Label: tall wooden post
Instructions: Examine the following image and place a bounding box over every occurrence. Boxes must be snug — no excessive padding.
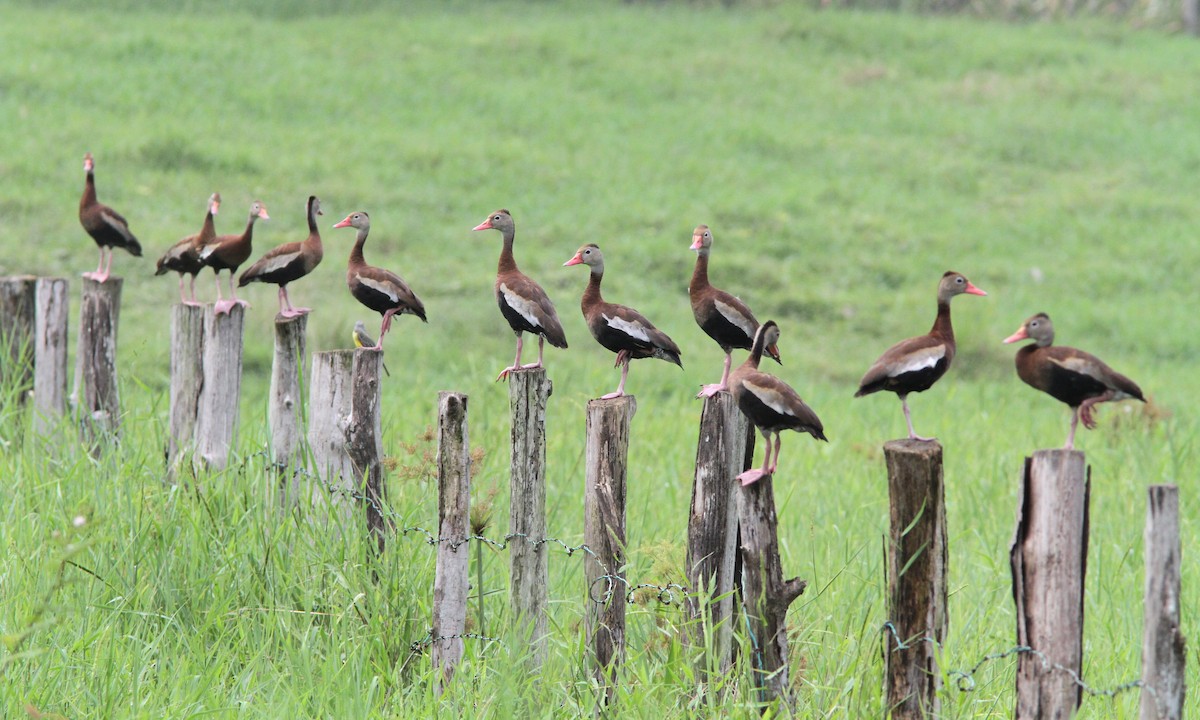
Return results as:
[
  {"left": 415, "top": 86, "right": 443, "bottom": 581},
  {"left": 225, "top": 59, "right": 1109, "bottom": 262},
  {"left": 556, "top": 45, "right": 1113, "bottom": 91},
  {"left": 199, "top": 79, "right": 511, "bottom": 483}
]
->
[
  {"left": 883, "top": 439, "right": 948, "bottom": 719},
  {"left": 584, "top": 395, "right": 636, "bottom": 706},
  {"left": 686, "top": 392, "right": 749, "bottom": 672},
  {"left": 270, "top": 314, "right": 307, "bottom": 479},
  {"left": 167, "top": 304, "right": 205, "bottom": 478},
  {"left": 432, "top": 391, "right": 471, "bottom": 695},
  {"left": 193, "top": 305, "right": 244, "bottom": 472},
  {"left": 73, "top": 277, "right": 122, "bottom": 449},
  {"left": 348, "top": 348, "right": 387, "bottom": 550},
  {"left": 1141, "top": 485, "right": 1186, "bottom": 720},
  {"left": 0, "top": 276, "right": 36, "bottom": 407},
  {"left": 507, "top": 368, "right": 552, "bottom": 667},
  {"left": 1011, "top": 449, "right": 1090, "bottom": 720},
  {"left": 33, "top": 278, "right": 69, "bottom": 433},
  {"left": 737, "top": 472, "right": 806, "bottom": 709}
]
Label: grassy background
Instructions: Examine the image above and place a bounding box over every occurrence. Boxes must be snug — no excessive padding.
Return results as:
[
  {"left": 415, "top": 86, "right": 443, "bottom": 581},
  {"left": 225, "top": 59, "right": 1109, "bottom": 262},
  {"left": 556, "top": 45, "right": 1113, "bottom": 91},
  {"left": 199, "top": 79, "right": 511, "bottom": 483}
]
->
[{"left": 2, "top": 1, "right": 1198, "bottom": 717}]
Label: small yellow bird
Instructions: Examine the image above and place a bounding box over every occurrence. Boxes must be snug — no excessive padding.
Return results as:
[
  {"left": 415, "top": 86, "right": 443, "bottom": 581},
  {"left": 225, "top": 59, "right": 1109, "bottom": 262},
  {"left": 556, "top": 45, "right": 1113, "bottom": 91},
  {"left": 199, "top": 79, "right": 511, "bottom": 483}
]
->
[{"left": 353, "top": 320, "right": 391, "bottom": 376}]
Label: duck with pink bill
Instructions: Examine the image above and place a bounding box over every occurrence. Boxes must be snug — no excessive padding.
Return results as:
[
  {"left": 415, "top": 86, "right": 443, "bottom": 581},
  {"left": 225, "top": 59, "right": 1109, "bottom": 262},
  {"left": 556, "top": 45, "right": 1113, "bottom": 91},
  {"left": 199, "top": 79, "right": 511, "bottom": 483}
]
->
[
  {"left": 238, "top": 195, "right": 323, "bottom": 318},
  {"left": 333, "top": 211, "right": 426, "bottom": 349},
  {"left": 199, "top": 198, "right": 270, "bottom": 315},
  {"left": 156, "top": 192, "right": 220, "bottom": 306},
  {"left": 79, "top": 152, "right": 142, "bottom": 282}
]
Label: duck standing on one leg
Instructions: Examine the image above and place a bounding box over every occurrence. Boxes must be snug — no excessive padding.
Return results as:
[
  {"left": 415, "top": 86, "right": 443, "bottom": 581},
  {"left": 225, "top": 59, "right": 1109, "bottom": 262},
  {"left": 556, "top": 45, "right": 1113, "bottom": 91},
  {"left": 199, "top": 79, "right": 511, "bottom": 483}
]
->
[
  {"left": 333, "top": 211, "right": 426, "bottom": 349},
  {"left": 155, "top": 192, "right": 220, "bottom": 306},
  {"left": 855, "top": 271, "right": 987, "bottom": 441},
  {"left": 238, "top": 195, "right": 324, "bottom": 318},
  {"left": 79, "top": 152, "right": 142, "bottom": 282},
  {"left": 199, "top": 199, "right": 270, "bottom": 315},
  {"left": 564, "top": 243, "right": 681, "bottom": 399},
  {"left": 729, "top": 320, "right": 826, "bottom": 486},
  {"left": 1003, "top": 312, "right": 1145, "bottom": 449},
  {"left": 473, "top": 209, "right": 568, "bottom": 381},
  {"left": 688, "top": 224, "right": 780, "bottom": 398}
]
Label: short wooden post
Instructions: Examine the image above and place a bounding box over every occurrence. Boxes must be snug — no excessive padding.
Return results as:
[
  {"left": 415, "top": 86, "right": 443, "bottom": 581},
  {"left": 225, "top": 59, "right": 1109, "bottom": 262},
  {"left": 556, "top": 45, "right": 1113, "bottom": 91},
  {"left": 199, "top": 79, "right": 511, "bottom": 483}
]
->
[
  {"left": 1141, "top": 485, "right": 1186, "bottom": 720},
  {"left": 73, "top": 277, "right": 122, "bottom": 448},
  {"left": 307, "top": 351, "right": 356, "bottom": 517},
  {"left": 584, "top": 395, "right": 636, "bottom": 706},
  {"left": 193, "top": 305, "right": 244, "bottom": 472},
  {"left": 507, "top": 368, "right": 552, "bottom": 667},
  {"left": 347, "top": 349, "right": 387, "bottom": 550},
  {"left": 166, "top": 304, "right": 205, "bottom": 478},
  {"left": 883, "top": 439, "right": 948, "bottom": 719},
  {"left": 0, "top": 276, "right": 36, "bottom": 407},
  {"left": 1010, "top": 449, "right": 1090, "bottom": 720},
  {"left": 1185, "top": 0, "right": 1198, "bottom": 36},
  {"left": 270, "top": 314, "right": 307, "bottom": 481},
  {"left": 432, "top": 391, "right": 471, "bottom": 695},
  {"left": 33, "top": 278, "right": 69, "bottom": 433},
  {"left": 738, "top": 473, "right": 806, "bottom": 709},
  {"left": 686, "top": 392, "right": 749, "bottom": 672}
]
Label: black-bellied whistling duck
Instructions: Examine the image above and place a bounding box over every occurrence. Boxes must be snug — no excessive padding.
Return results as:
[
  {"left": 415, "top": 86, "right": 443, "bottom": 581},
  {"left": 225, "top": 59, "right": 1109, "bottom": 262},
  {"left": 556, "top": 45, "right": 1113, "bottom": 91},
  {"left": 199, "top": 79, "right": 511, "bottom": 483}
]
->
[
  {"left": 155, "top": 192, "right": 219, "bottom": 306},
  {"left": 563, "top": 243, "right": 682, "bottom": 399},
  {"left": 1003, "top": 313, "right": 1145, "bottom": 449},
  {"left": 730, "top": 321, "right": 826, "bottom": 486},
  {"left": 79, "top": 152, "right": 142, "bottom": 282},
  {"left": 689, "top": 224, "right": 780, "bottom": 398},
  {"left": 855, "top": 271, "right": 987, "bottom": 441},
  {"left": 332, "top": 211, "right": 426, "bottom": 348},
  {"left": 238, "top": 195, "right": 324, "bottom": 318},
  {"left": 199, "top": 199, "right": 270, "bottom": 315},
  {"left": 473, "top": 209, "right": 568, "bottom": 381}
]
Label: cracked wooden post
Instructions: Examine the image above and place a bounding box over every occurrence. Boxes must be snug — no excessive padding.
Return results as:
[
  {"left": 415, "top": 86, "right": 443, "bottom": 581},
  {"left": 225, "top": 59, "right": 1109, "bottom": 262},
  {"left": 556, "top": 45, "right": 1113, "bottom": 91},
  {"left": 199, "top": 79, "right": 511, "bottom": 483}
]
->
[
  {"left": 307, "top": 351, "right": 356, "bottom": 519},
  {"left": 166, "top": 304, "right": 204, "bottom": 480},
  {"left": 1011, "top": 449, "right": 1089, "bottom": 720},
  {"left": 738, "top": 473, "right": 806, "bottom": 709},
  {"left": 507, "top": 368, "right": 552, "bottom": 668},
  {"left": 432, "top": 391, "right": 471, "bottom": 695},
  {"left": 0, "top": 276, "right": 36, "bottom": 409},
  {"left": 1141, "top": 485, "right": 1186, "bottom": 720},
  {"left": 347, "top": 348, "right": 386, "bottom": 551},
  {"left": 33, "top": 278, "right": 69, "bottom": 433},
  {"left": 72, "top": 277, "right": 122, "bottom": 451},
  {"left": 270, "top": 313, "right": 307, "bottom": 495},
  {"left": 883, "top": 439, "right": 948, "bottom": 719},
  {"left": 585, "top": 395, "right": 636, "bottom": 707},
  {"left": 686, "top": 392, "right": 749, "bottom": 674},
  {"left": 193, "top": 305, "right": 244, "bottom": 472}
]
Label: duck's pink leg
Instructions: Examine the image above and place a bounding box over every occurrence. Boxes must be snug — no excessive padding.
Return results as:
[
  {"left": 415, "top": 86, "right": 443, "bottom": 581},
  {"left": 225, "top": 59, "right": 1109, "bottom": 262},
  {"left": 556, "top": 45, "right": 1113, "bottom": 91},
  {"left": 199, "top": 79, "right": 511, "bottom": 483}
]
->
[
  {"left": 738, "top": 429, "right": 774, "bottom": 485},
  {"left": 600, "top": 357, "right": 630, "bottom": 400},
  {"left": 902, "top": 394, "right": 935, "bottom": 442},
  {"left": 697, "top": 351, "right": 733, "bottom": 399},
  {"left": 497, "top": 333, "right": 524, "bottom": 381},
  {"left": 279, "top": 284, "right": 310, "bottom": 318}
]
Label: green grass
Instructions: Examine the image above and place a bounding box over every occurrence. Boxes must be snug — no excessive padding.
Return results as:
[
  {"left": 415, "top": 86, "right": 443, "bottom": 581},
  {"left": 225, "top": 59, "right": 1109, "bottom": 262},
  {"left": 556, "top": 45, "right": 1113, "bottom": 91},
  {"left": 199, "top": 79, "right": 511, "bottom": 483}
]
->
[{"left": 2, "top": 1, "right": 1199, "bottom": 717}]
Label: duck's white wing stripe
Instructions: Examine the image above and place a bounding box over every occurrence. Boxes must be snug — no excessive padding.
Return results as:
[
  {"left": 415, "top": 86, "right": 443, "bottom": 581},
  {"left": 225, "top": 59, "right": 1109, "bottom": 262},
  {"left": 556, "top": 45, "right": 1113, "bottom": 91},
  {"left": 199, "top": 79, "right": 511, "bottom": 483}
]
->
[
  {"left": 500, "top": 283, "right": 542, "bottom": 328},
  {"left": 603, "top": 314, "right": 650, "bottom": 342},
  {"left": 714, "top": 299, "right": 755, "bottom": 337},
  {"left": 358, "top": 274, "right": 400, "bottom": 302},
  {"left": 257, "top": 250, "right": 302, "bottom": 275},
  {"left": 100, "top": 211, "right": 134, "bottom": 241},
  {"left": 743, "top": 378, "right": 792, "bottom": 416},
  {"left": 891, "top": 346, "right": 945, "bottom": 376}
]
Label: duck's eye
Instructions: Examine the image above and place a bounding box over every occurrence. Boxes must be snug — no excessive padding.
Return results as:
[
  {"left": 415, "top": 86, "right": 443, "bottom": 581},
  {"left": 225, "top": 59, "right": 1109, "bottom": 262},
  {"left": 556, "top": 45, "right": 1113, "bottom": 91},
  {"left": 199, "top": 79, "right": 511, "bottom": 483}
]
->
[
  {"left": 956, "top": 277, "right": 964, "bottom": 284},
  {"left": 493, "top": 215, "right": 501, "bottom": 221}
]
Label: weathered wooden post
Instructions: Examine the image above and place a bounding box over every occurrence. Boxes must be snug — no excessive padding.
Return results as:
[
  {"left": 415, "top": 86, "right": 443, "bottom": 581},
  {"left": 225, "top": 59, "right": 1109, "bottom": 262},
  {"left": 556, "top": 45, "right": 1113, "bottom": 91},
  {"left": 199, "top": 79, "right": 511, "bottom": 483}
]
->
[
  {"left": 73, "top": 277, "right": 122, "bottom": 449},
  {"left": 166, "top": 304, "right": 205, "bottom": 478},
  {"left": 686, "top": 392, "right": 750, "bottom": 673},
  {"left": 33, "top": 278, "right": 69, "bottom": 433},
  {"left": 193, "top": 305, "right": 244, "bottom": 472},
  {"left": 507, "top": 368, "right": 552, "bottom": 667},
  {"left": 307, "top": 351, "right": 355, "bottom": 515},
  {"left": 348, "top": 349, "right": 387, "bottom": 550},
  {"left": 1141, "top": 485, "right": 1186, "bottom": 720},
  {"left": 432, "top": 391, "right": 471, "bottom": 695},
  {"left": 883, "top": 439, "right": 948, "bottom": 719},
  {"left": 1010, "top": 449, "right": 1090, "bottom": 720},
  {"left": 0, "top": 276, "right": 36, "bottom": 407},
  {"left": 1185, "top": 0, "right": 1198, "bottom": 36},
  {"left": 737, "top": 473, "right": 806, "bottom": 709},
  {"left": 584, "top": 395, "right": 636, "bottom": 706},
  {"left": 270, "top": 314, "right": 307, "bottom": 483}
]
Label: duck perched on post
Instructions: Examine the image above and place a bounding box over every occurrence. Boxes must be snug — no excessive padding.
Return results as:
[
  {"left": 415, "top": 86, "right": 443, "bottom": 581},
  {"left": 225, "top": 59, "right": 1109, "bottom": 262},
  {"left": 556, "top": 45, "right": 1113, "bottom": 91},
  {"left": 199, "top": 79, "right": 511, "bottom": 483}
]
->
[
  {"left": 238, "top": 195, "right": 324, "bottom": 318},
  {"left": 473, "top": 209, "right": 568, "bottom": 381},
  {"left": 855, "top": 271, "right": 987, "bottom": 441},
  {"left": 156, "top": 192, "right": 219, "bottom": 306},
  {"left": 79, "top": 152, "right": 142, "bottom": 282},
  {"left": 333, "top": 211, "right": 426, "bottom": 349},
  {"left": 1003, "top": 313, "right": 1145, "bottom": 449},
  {"left": 199, "top": 199, "right": 270, "bottom": 315},
  {"left": 564, "top": 243, "right": 681, "bottom": 399},
  {"left": 688, "top": 224, "right": 780, "bottom": 398},
  {"left": 729, "top": 321, "right": 826, "bottom": 486}
]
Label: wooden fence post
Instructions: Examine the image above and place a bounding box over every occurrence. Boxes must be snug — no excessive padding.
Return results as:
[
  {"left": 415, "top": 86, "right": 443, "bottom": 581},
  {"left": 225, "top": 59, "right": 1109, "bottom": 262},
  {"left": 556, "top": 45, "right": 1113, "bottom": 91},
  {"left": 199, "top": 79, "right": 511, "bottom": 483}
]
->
[
  {"left": 883, "top": 439, "right": 948, "bottom": 719},
  {"left": 1141, "top": 485, "right": 1186, "bottom": 720},
  {"left": 686, "top": 392, "right": 749, "bottom": 673},
  {"left": 432, "top": 391, "right": 471, "bottom": 695},
  {"left": 1011, "top": 449, "right": 1090, "bottom": 720},
  {"left": 33, "top": 278, "right": 69, "bottom": 433},
  {"left": 507, "top": 368, "right": 552, "bottom": 667},
  {"left": 737, "top": 473, "right": 806, "bottom": 709},
  {"left": 167, "top": 305, "right": 205, "bottom": 478},
  {"left": 0, "top": 276, "right": 36, "bottom": 407},
  {"left": 270, "top": 314, "right": 307, "bottom": 483},
  {"left": 348, "top": 349, "right": 386, "bottom": 550},
  {"left": 1185, "top": 0, "right": 1198, "bottom": 36},
  {"left": 73, "top": 277, "right": 122, "bottom": 449},
  {"left": 193, "top": 305, "right": 244, "bottom": 472},
  {"left": 585, "top": 395, "right": 636, "bottom": 706}
]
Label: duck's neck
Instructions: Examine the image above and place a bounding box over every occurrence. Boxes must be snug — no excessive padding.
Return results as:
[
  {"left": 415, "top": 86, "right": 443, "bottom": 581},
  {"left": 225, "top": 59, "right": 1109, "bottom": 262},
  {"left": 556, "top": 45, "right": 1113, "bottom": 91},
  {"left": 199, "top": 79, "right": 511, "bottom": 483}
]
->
[
  {"left": 497, "top": 231, "right": 518, "bottom": 275},
  {"left": 349, "top": 229, "right": 368, "bottom": 267},
  {"left": 81, "top": 172, "right": 96, "bottom": 208},
  {"left": 304, "top": 205, "right": 323, "bottom": 253},
  {"left": 931, "top": 300, "right": 954, "bottom": 342},
  {"left": 582, "top": 268, "right": 604, "bottom": 307},
  {"left": 689, "top": 252, "right": 710, "bottom": 294},
  {"left": 197, "top": 210, "right": 216, "bottom": 244},
  {"left": 240, "top": 214, "right": 257, "bottom": 244}
]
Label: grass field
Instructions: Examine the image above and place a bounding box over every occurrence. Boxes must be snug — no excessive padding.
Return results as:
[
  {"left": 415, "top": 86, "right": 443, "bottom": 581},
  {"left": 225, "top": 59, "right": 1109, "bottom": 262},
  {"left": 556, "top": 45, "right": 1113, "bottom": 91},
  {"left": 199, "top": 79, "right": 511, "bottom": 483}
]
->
[{"left": 2, "top": 1, "right": 1198, "bottom": 717}]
